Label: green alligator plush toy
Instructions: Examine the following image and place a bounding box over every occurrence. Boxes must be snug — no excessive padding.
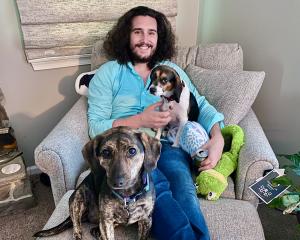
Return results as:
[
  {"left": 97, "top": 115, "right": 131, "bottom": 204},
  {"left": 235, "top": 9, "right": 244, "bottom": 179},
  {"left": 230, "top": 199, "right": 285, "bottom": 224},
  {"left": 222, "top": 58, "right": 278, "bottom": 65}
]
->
[{"left": 195, "top": 125, "right": 245, "bottom": 200}]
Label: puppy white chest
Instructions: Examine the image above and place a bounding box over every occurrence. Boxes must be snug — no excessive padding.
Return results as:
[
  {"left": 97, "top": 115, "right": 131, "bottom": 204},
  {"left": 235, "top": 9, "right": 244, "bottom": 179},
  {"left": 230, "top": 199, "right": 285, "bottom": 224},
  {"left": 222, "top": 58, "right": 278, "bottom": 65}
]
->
[{"left": 167, "top": 85, "right": 190, "bottom": 126}]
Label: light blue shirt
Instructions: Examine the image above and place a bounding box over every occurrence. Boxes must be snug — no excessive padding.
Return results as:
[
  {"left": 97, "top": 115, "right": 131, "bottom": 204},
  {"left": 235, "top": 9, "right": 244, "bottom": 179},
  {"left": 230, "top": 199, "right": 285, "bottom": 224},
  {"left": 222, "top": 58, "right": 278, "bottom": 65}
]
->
[{"left": 87, "top": 60, "right": 224, "bottom": 138}]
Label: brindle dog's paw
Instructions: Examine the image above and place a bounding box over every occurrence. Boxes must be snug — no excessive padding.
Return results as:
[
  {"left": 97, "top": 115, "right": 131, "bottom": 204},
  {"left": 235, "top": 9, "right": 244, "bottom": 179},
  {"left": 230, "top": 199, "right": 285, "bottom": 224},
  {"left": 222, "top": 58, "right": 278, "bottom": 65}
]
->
[{"left": 90, "top": 227, "right": 101, "bottom": 239}]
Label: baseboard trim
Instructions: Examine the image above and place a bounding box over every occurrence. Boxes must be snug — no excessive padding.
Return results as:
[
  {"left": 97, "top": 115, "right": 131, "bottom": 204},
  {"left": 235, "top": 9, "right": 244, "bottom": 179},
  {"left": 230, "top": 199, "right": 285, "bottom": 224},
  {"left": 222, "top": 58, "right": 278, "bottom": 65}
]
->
[{"left": 26, "top": 165, "right": 42, "bottom": 176}]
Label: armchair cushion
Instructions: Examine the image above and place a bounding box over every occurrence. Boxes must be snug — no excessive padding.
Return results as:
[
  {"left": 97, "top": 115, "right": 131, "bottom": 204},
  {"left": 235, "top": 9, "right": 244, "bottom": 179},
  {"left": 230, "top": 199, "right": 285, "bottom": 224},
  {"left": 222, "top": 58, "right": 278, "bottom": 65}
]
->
[{"left": 185, "top": 65, "right": 265, "bottom": 125}]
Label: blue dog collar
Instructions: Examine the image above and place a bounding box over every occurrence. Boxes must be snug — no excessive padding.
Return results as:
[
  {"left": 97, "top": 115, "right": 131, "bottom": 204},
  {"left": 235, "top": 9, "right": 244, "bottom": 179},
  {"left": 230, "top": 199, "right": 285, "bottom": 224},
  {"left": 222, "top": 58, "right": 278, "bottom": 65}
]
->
[{"left": 111, "top": 172, "right": 150, "bottom": 207}]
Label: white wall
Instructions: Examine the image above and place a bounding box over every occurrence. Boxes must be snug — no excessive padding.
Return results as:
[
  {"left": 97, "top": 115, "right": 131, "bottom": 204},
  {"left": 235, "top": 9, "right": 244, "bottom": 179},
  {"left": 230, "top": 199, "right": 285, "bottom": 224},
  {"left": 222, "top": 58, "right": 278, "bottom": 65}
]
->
[
  {"left": 198, "top": 0, "right": 300, "bottom": 157},
  {"left": 0, "top": 0, "right": 199, "bottom": 166},
  {"left": 0, "top": 0, "right": 91, "bottom": 166},
  {"left": 176, "top": 0, "right": 199, "bottom": 46}
]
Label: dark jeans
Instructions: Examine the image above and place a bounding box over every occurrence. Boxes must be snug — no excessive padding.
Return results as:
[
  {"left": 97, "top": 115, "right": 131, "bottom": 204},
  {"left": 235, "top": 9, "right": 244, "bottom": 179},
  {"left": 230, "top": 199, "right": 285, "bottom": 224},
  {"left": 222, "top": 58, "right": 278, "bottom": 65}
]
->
[{"left": 151, "top": 141, "right": 210, "bottom": 240}]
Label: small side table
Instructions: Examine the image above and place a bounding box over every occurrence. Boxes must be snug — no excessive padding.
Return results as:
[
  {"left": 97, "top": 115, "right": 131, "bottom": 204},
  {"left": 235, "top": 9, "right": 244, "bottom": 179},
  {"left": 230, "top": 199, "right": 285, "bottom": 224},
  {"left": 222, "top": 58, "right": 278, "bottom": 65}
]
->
[{"left": 0, "top": 155, "right": 35, "bottom": 216}]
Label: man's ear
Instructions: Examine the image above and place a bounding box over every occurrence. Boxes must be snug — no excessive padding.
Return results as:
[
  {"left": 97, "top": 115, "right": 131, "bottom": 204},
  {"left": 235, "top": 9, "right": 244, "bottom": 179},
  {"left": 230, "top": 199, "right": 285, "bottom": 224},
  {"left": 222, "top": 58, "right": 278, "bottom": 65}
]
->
[
  {"left": 138, "top": 132, "right": 161, "bottom": 172},
  {"left": 82, "top": 136, "right": 102, "bottom": 174}
]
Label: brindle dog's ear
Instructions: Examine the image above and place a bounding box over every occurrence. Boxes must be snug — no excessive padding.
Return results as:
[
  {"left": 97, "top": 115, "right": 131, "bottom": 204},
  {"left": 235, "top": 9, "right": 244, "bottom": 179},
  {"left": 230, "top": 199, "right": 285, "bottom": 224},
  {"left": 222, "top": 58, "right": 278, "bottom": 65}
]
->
[
  {"left": 138, "top": 132, "right": 162, "bottom": 172},
  {"left": 172, "top": 73, "right": 183, "bottom": 103},
  {"left": 82, "top": 136, "right": 103, "bottom": 174}
]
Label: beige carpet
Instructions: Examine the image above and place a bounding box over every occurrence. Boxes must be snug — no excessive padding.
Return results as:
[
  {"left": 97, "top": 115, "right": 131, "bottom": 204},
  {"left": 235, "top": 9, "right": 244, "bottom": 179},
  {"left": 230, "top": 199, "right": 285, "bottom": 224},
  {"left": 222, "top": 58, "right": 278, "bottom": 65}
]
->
[{"left": 0, "top": 175, "right": 55, "bottom": 240}]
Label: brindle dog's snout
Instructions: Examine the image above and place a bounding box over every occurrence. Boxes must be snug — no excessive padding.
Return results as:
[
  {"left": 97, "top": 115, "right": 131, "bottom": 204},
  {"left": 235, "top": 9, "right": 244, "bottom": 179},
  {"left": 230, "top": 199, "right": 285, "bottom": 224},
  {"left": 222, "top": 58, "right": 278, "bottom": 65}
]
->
[
  {"left": 109, "top": 154, "right": 130, "bottom": 188},
  {"left": 113, "top": 175, "right": 126, "bottom": 188}
]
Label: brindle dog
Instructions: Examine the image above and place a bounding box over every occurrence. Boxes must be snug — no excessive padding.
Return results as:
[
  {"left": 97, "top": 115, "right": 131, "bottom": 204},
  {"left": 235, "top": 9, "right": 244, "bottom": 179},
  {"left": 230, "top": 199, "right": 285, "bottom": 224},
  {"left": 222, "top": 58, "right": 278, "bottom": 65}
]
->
[{"left": 34, "top": 126, "right": 161, "bottom": 240}]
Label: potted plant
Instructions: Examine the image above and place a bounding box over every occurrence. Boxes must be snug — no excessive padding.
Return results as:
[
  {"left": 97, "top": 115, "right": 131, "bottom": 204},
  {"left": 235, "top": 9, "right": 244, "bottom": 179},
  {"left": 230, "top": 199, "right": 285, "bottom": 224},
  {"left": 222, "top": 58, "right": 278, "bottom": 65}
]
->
[{"left": 268, "top": 151, "right": 300, "bottom": 229}]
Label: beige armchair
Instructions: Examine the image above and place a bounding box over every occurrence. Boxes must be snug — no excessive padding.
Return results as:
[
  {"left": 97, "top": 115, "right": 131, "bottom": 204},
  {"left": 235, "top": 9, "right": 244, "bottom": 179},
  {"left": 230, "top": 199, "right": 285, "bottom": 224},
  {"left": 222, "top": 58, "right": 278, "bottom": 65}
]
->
[{"left": 34, "top": 41, "right": 278, "bottom": 239}]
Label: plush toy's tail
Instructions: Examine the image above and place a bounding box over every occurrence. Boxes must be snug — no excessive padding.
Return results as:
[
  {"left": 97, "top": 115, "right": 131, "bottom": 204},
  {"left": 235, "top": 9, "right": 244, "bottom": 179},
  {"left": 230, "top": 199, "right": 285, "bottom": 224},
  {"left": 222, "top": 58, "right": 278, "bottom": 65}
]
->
[{"left": 196, "top": 125, "right": 244, "bottom": 200}]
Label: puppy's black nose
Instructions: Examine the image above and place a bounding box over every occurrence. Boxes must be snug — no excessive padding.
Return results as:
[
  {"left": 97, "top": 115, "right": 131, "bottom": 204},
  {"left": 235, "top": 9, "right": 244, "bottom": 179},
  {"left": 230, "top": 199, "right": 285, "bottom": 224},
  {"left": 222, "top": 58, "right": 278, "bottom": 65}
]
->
[{"left": 149, "top": 87, "right": 156, "bottom": 94}]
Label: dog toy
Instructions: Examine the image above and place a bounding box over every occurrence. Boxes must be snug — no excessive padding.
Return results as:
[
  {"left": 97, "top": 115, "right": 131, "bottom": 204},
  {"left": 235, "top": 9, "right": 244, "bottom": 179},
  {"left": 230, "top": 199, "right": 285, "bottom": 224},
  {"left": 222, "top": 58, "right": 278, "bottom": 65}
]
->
[
  {"left": 167, "top": 121, "right": 209, "bottom": 165},
  {"left": 195, "top": 124, "right": 244, "bottom": 200},
  {"left": 75, "top": 70, "right": 96, "bottom": 96}
]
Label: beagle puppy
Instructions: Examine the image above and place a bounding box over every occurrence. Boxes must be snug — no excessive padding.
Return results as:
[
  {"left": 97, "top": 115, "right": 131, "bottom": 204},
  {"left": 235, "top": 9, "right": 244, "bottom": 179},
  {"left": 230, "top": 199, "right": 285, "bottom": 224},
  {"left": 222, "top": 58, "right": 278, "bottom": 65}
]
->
[{"left": 148, "top": 65, "right": 199, "bottom": 147}]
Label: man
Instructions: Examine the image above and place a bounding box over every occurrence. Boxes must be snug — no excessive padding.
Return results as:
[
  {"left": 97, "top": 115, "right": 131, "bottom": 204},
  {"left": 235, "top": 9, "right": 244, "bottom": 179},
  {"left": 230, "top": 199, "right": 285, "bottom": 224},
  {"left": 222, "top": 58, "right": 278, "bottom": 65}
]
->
[{"left": 88, "top": 6, "right": 224, "bottom": 240}]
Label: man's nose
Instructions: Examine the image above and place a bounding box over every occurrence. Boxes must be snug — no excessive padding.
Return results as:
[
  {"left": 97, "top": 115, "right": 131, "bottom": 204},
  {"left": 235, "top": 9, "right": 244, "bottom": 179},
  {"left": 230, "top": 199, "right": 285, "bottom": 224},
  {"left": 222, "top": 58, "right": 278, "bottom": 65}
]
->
[{"left": 141, "top": 32, "right": 149, "bottom": 42}]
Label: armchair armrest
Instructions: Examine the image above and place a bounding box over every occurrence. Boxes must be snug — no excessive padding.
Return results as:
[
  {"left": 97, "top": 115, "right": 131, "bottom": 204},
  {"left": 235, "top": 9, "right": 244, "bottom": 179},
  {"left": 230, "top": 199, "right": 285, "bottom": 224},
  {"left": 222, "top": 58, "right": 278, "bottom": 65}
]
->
[
  {"left": 235, "top": 108, "right": 279, "bottom": 206},
  {"left": 34, "top": 97, "right": 90, "bottom": 205}
]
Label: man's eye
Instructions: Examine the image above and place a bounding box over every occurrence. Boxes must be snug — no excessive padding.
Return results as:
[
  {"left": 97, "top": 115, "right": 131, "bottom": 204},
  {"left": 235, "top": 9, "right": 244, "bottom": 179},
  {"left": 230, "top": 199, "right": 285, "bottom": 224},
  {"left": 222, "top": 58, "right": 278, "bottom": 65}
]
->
[
  {"left": 149, "top": 31, "right": 157, "bottom": 36},
  {"left": 101, "top": 149, "right": 111, "bottom": 158},
  {"left": 128, "top": 147, "right": 137, "bottom": 156}
]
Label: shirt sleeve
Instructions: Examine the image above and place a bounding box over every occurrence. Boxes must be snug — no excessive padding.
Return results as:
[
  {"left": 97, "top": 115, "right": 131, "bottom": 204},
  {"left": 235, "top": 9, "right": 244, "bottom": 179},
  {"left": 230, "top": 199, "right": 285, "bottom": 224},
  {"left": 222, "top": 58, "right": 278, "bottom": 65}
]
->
[
  {"left": 166, "top": 63, "right": 225, "bottom": 134},
  {"left": 87, "top": 62, "right": 117, "bottom": 138}
]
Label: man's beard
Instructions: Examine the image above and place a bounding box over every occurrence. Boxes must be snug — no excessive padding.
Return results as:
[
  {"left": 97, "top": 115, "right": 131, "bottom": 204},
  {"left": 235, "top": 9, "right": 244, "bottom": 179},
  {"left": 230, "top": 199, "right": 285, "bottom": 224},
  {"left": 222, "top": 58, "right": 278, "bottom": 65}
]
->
[
  {"left": 130, "top": 43, "right": 156, "bottom": 63},
  {"left": 131, "top": 53, "right": 152, "bottom": 63}
]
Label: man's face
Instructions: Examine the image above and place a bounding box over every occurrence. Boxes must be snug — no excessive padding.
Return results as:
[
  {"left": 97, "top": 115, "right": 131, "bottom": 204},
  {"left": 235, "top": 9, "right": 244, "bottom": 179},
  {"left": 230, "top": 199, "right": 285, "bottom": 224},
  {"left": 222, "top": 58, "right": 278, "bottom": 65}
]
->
[{"left": 130, "top": 16, "right": 158, "bottom": 63}]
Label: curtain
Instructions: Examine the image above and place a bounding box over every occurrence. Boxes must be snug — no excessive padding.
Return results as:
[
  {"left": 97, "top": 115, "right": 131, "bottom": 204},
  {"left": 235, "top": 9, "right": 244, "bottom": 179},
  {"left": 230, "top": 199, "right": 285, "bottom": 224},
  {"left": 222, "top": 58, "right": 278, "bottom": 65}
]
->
[{"left": 16, "top": 0, "right": 177, "bottom": 70}]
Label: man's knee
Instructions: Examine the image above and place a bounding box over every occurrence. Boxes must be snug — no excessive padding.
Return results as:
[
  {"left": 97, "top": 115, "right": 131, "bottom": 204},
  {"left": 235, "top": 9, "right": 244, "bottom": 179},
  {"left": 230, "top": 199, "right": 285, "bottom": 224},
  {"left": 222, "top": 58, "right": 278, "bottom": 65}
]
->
[{"left": 151, "top": 169, "right": 171, "bottom": 197}]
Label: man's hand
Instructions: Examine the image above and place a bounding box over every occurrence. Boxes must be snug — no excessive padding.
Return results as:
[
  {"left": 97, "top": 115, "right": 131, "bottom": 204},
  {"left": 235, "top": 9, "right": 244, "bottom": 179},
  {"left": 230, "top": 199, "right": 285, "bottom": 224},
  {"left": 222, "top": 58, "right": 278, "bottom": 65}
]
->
[
  {"left": 198, "top": 124, "right": 224, "bottom": 171},
  {"left": 113, "top": 101, "right": 171, "bottom": 129},
  {"left": 139, "top": 101, "right": 172, "bottom": 128}
]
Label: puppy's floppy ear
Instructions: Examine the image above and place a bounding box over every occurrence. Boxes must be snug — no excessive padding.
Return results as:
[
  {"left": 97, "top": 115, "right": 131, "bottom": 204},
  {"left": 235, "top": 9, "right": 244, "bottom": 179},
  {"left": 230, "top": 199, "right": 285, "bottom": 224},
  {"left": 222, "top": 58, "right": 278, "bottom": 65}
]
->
[
  {"left": 138, "top": 132, "right": 161, "bottom": 172},
  {"left": 82, "top": 136, "right": 103, "bottom": 174},
  {"left": 148, "top": 68, "right": 158, "bottom": 90},
  {"left": 172, "top": 71, "right": 183, "bottom": 103}
]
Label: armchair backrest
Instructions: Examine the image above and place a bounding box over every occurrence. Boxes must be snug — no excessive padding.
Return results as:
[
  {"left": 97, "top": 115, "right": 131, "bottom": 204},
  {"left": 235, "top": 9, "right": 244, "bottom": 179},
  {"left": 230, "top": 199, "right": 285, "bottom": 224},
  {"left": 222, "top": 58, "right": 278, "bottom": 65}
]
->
[{"left": 91, "top": 42, "right": 244, "bottom": 71}]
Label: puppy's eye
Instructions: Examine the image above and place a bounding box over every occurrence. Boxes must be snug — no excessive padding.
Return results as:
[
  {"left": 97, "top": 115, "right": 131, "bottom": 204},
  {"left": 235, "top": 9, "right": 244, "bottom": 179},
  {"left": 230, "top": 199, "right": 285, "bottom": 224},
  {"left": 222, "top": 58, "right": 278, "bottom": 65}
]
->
[
  {"left": 101, "top": 149, "right": 111, "bottom": 158},
  {"left": 161, "top": 78, "right": 167, "bottom": 84},
  {"left": 128, "top": 147, "right": 137, "bottom": 156}
]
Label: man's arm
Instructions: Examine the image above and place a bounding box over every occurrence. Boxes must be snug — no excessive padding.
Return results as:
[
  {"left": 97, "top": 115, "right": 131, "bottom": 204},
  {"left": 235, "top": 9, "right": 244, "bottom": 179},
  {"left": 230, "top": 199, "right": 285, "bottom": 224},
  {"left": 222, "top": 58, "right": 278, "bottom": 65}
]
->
[
  {"left": 113, "top": 101, "right": 171, "bottom": 129},
  {"left": 112, "top": 114, "right": 142, "bottom": 128},
  {"left": 198, "top": 123, "right": 224, "bottom": 171}
]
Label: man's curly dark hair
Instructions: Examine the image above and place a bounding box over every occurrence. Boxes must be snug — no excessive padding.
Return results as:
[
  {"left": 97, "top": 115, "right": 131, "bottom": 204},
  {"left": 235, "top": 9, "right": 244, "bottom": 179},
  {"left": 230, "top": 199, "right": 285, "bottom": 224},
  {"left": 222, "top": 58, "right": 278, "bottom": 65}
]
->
[{"left": 103, "top": 6, "right": 176, "bottom": 69}]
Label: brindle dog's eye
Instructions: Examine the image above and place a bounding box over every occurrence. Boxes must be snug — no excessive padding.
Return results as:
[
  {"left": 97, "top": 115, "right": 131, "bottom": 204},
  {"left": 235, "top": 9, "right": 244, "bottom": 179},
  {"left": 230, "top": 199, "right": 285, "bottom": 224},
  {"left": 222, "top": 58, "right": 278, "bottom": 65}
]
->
[
  {"left": 101, "top": 149, "right": 111, "bottom": 158},
  {"left": 128, "top": 147, "right": 137, "bottom": 156}
]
